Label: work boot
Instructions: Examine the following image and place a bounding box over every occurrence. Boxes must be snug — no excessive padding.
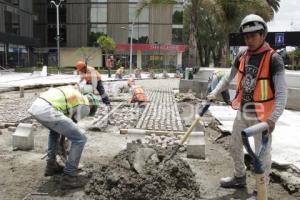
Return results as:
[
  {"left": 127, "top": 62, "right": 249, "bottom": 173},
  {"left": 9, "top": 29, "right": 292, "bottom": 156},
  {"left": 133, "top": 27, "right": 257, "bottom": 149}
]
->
[
  {"left": 220, "top": 175, "right": 246, "bottom": 188},
  {"left": 246, "top": 191, "right": 257, "bottom": 200},
  {"left": 60, "top": 173, "right": 87, "bottom": 190},
  {"left": 44, "top": 159, "right": 64, "bottom": 176}
]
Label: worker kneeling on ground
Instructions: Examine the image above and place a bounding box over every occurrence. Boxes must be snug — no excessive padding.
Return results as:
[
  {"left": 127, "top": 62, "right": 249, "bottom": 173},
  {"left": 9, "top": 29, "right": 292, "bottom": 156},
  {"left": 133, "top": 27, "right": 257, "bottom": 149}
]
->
[
  {"left": 127, "top": 78, "right": 146, "bottom": 104},
  {"left": 115, "top": 67, "right": 125, "bottom": 79},
  {"left": 28, "top": 85, "right": 100, "bottom": 190},
  {"left": 76, "top": 61, "right": 111, "bottom": 109},
  {"left": 207, "top": 70, "right": 230, "bottom": 105}
]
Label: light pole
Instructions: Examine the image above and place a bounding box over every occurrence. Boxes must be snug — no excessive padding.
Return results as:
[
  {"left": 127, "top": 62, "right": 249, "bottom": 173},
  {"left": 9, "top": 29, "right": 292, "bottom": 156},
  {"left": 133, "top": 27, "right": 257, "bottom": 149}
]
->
[
  {"left": 50, "top": 0, "right": 64, "bottom": 74},
  {"left": 121, "top": 20, "right": 135, "bottom": 77}
]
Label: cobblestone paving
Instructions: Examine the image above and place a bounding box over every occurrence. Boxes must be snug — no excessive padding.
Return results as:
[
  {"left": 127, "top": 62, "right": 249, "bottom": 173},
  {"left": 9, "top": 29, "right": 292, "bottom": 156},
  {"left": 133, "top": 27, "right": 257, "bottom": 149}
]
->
[
  {"left": 136, "top": 88, "right": 183, "bottom": 131},
  {"left": 0, "top": 96, "right": 36, "bottom": 123}
]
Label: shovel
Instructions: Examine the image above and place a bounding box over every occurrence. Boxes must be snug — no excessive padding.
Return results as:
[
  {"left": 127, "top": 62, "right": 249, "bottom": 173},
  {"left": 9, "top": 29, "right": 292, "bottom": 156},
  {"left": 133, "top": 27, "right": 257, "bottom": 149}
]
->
[
  {"left": 242, "top": 122, "right": 269, "bottom": 200},
  {"left": 163, "top": 101, "right": 212, "bottom": 162}
]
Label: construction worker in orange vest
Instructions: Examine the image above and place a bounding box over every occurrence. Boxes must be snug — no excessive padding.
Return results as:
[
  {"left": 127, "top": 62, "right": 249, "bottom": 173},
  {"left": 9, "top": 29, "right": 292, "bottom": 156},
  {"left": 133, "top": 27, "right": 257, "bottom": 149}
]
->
[
  {"left": 127, "top": 78, "right": 146, "bottom": 104},
  {"left": 76, "top": 61, "right": 111, "bottom": 108},
  {"left": 106, "top": 55, "right": 113, "bottom": 78},
  {"left": 115, "top": 67, "right": 125, "bottom": 79},
  {"left": 207, "top": 14, "right": 287, "bottom": 199}
]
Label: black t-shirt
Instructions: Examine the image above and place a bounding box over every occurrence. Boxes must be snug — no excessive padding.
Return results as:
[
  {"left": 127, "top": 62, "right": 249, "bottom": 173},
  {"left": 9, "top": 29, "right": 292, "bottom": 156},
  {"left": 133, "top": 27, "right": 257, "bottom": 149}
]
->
[{"left": 233, "top": 50, "right": 284, "bottom": 109}]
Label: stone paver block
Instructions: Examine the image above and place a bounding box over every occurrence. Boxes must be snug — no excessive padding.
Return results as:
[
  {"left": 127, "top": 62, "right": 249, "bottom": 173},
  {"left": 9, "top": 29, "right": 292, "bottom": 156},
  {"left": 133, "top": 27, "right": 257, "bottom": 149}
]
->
[
  {"left": 126, "top": 129, "right": 146, "bottom": 149},
  {"left": 187, "top": 131, "right": 205, "bottom": 159},
  {"left": 12, "top": 123, "right": 34, "bottom": 150}
]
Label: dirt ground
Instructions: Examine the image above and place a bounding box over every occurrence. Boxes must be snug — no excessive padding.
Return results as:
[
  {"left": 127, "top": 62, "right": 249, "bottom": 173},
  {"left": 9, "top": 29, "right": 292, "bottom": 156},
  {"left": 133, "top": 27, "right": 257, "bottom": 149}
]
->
[{"left": 0, "top": 83, "right": 298, "bottom": 200}]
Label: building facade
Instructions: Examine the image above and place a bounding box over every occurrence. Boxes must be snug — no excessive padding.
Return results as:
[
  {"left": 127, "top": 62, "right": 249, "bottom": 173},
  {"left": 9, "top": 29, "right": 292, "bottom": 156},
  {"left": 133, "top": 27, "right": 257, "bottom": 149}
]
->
[
  {"left": 33, "top": 0, "right": 185, "bottom": 69},
  {"left": 0, "top": 0, "right": 37, "bottom": 68}
]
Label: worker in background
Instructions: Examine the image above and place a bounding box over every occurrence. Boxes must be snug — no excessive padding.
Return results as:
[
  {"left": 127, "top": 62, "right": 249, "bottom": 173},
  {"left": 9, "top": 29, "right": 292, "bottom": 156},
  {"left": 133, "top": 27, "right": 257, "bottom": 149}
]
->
[
  {"left": 76, "top": 61, "right": 111, "bottom": 108},
  {"left": 115, "top": 66, "right": 125, "bottom": 79},
  {"left": 207, "top": 70, "right": 231, "bottom": 105},
  {"left": 28, "top": 86, "right": 100, "bottom": 189},
  {"left": 134, "top": 67, "right": 142, "bottom": 79},
  {"left": 127, "top": 78, "right": 146, "bottom": 104},
  {"left": 106, "top": 55, "right": 113, "bottom": 78},
  {"left": 207, "top": 14, "right": 287, "bottom": 199}
]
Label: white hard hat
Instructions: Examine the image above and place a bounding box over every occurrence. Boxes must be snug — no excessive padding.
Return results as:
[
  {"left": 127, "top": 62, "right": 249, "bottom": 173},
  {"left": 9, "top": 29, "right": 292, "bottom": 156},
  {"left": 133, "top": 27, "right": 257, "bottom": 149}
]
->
[{"left": 239, "top": 14, "right": 268, "bottom": 34}]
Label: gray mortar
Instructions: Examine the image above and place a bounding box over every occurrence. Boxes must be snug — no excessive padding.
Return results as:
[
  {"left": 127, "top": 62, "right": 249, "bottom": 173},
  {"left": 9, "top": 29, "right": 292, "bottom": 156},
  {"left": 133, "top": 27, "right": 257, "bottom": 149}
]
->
[{"left": 85, "top": 143, "right": 201, "bottom": 200}]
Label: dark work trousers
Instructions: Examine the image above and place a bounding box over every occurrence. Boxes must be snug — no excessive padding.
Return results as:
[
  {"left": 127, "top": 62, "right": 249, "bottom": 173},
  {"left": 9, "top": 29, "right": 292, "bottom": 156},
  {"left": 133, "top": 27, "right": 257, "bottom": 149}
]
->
[
  {"left": 108, "top": 69, "right": 111, "bottom": 78},
  {"left": 96, "top": 80, "right": 110, "bottom": 105},
  {"left": 221, "top": 90, "right": 231, "bottom": 105}
]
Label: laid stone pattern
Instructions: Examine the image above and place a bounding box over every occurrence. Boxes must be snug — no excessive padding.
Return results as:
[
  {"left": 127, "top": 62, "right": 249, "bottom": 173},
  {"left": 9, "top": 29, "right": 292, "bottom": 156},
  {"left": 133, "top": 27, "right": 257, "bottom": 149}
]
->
[
  {"left": 136, "top": 88, "right": 184, "bottom": 131},
  {"left": 0, "top": 96, "right": 36, "bottom": 123}
]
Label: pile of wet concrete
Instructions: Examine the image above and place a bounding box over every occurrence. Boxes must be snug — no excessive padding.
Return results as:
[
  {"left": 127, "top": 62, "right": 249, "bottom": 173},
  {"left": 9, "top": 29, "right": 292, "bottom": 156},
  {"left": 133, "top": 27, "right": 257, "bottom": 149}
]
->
[{"left": 85, "top": 143, "right": 200, "bottom": 200}]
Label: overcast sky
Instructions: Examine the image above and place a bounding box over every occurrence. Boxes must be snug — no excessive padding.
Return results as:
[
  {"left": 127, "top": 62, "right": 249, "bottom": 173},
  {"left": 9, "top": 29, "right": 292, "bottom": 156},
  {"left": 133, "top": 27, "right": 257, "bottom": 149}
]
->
[{"left": 267, "top": 0, "right": 300, "bottom": 32}]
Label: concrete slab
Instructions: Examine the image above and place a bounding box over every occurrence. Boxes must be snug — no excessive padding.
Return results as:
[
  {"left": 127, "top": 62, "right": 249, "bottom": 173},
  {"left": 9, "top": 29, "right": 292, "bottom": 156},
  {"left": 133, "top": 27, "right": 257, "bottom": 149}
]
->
[
  {"left": 12, "top": 123, "right": 34, "bottom": 150},
  {"left": 186, "top": 131, "right": 205, "bottom": 159}
]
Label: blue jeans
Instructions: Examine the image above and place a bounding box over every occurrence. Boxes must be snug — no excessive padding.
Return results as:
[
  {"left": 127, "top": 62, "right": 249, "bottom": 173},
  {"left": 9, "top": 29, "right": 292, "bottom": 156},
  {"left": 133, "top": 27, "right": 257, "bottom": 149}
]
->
[{"left": 29, "top": 99, "right": 87, "bottom": 175}]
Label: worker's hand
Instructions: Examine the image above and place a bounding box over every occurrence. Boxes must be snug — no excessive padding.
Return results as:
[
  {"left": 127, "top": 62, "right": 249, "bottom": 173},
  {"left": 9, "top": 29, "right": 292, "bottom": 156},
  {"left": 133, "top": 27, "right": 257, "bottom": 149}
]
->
[
  {"left": 266, "top": 119, "right": 275, "bottom": 134},
  {"left": 206, "top": 93, "right": 217, "bottom": 101}
]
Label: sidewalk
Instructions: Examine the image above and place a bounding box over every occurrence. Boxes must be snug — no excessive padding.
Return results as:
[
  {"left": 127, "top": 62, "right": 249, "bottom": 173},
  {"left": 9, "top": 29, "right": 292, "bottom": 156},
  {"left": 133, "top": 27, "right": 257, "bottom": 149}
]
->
[{"left": 0, "top": 71, "right": 177, "bottom": 92}]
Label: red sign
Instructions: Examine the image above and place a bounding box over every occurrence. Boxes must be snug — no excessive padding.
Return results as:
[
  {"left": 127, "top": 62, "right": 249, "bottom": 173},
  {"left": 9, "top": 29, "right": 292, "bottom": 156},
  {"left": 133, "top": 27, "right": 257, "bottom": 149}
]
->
[{"left": 116, "top": 43, "right": 186, "bottom": 52}]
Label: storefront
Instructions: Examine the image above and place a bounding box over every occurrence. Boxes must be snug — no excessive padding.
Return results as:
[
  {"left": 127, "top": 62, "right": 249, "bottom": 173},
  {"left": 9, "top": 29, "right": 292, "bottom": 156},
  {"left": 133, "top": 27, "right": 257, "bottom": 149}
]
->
[{"left": 114, "top": 43, "right": 186, "bottom": 70}]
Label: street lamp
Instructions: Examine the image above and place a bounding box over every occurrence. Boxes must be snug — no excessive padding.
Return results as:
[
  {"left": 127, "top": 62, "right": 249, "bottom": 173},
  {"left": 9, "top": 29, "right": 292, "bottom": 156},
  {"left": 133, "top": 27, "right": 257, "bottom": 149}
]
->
[
  {"left": 50, "top": 0, "right": 64, "bottom": 74},
  {"left": 120, "top": 21, "right": 134, "bottom": 77}
]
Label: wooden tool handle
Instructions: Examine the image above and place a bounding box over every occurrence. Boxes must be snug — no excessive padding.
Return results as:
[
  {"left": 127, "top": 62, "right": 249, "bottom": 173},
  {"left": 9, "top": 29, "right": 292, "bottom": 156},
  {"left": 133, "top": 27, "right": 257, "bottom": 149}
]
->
[{"left": 256, "top": 174, "right": 267, "bottom": 200}]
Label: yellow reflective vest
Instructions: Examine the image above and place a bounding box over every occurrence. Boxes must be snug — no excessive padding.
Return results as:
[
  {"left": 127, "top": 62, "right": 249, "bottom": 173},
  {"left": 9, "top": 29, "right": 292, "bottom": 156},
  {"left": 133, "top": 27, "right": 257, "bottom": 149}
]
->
[{"left": 40, "top": 86, "right": 89, "bottom": 114}]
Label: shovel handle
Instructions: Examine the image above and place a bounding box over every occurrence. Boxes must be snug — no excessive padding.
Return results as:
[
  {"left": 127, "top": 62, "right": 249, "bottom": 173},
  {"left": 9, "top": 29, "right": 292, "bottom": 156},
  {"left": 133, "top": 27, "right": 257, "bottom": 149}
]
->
[
  {"left": 242, "top": 122, "right": 269, "bottom": 174},
  {"left": 199, "top": 100, "right": 212, "bottom": 117},
  {"left": 180, "top": 102, "right": 212, "bottom": 145}
]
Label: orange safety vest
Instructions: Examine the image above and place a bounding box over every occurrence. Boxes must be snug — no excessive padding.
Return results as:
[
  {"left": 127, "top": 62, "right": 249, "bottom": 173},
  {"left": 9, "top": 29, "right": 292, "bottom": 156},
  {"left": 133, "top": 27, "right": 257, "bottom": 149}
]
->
[
  {"left": 131, "top": 85, "right": 146, "bottom": 103},
  {"left": 231, "top": 49, "right": 275, "bottom": 122},
  {"left": 83, "top": 66, "right": 101, "bottom": 83},
  {"left": 116, "top": 68, "right": 123, "bottom": 75}
]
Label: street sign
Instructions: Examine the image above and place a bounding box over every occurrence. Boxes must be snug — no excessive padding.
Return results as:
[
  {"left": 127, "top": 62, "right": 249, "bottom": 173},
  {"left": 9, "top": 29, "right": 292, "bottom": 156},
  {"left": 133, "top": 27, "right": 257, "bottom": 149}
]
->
[{"left": 275, "top": 33, "right": 285, "bottom": 46}]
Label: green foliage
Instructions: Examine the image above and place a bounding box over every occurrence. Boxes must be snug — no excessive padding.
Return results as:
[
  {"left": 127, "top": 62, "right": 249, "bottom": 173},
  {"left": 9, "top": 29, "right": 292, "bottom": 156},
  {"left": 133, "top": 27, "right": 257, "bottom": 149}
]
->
[
  {"left": 88, "top": 32, "right": 106, "bottom": 46},
  {"left": 136, "top": 0, "right": 177, "bottom": 17},
  {"left": 97, "top": 35, "right": 116, "bottom": 53},
  {"left": 293, "top": 46, "right": 300, "bottom": 58},
  {"left": 183, "top": 0, "right": 281, "bottom": 67},
  {"left": 173, "top": 10, "right": 183, "bottom": 24}
]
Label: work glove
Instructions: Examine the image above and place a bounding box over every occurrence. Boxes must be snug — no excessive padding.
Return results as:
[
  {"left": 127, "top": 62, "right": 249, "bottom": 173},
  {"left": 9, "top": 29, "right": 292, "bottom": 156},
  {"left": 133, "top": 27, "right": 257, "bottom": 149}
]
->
[
  {"left": 206, "top": 93, "right": 217, "bottom": 101},
  {"left": 266, "top": 119, "right": 275, "bottom": 134}
]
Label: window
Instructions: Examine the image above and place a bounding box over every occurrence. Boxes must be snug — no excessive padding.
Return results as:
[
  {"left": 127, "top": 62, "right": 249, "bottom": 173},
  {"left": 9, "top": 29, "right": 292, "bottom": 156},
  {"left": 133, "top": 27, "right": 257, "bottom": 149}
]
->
[
  {"left": 130, "top": 24, "right": 149, "bottom": 43},
  {"left": 88, "top": 24, "right": 107, "bottom": 46},
  {"left": 172, "top": 4, "right": 183, "bottom": 25},
  {"left": 48, "top": 25, "right": 66, "bottom": 47},
  {"left": 91, "top": 0, "right": 107, "bottom": 2},
  {"left": 90, "top": 4, "right": 107, "bottom": 23},
  {"left": 129, "top": 4, "right": 149, "bottom": 23},
  {"left": 5, "top": 11, "right": 20, "bottom": 35},
  {"left": 172, "top": 27, "right": 183, "bottom": 44}
]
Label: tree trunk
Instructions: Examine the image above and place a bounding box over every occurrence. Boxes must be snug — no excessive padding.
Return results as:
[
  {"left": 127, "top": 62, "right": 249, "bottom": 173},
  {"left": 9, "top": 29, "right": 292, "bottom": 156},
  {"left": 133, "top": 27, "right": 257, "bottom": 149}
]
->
[{"left": 188, "top": 0, "right": 199, "bottom": 71}]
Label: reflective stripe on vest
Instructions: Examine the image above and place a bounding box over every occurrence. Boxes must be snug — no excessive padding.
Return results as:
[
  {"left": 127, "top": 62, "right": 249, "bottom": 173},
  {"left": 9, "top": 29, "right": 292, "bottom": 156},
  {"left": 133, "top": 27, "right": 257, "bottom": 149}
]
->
[
  {"left": 231, "top": 49, "right": 275, "bottom": 121},
  {"left": 40, "top": 86, "right": 89, "bottom": 113},
  {"left": 84, "top": 66, "right": 101, "bottom": 83}
]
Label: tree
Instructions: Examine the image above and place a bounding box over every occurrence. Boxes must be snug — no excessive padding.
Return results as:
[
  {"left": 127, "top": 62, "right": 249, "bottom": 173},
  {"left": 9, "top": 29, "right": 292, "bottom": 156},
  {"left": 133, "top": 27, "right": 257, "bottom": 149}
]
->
[
  {"left": 183, "top": 0, "right": 281, "bottom": 69},
  {"left": 76, "top": 47, "right": 98, "bottom": 66},
  {"left": 97, "top": 35, "right": 116, "bottom": 61},
  {"left": 136, "top": 0, "right": 177, "bottom": 17}
]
